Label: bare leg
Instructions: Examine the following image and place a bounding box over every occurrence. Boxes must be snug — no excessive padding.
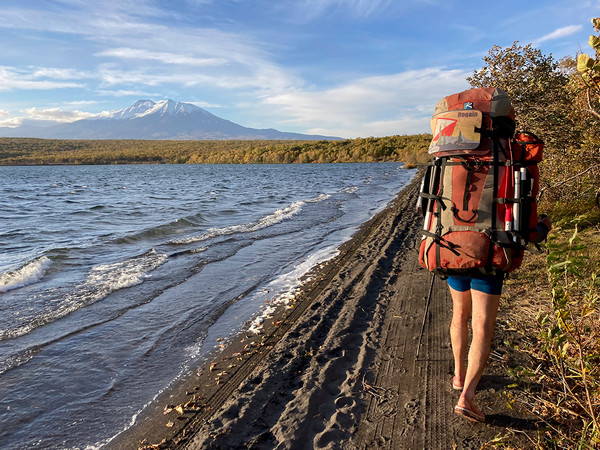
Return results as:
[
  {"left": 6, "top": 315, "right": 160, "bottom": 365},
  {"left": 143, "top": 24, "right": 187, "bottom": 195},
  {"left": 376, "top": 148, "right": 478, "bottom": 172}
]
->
[
  {"left": 461, "top": 289, "right": 501, "bottom": 402},
  {"left": 449, "top": 287, "right": 472, "bottom": 384}
]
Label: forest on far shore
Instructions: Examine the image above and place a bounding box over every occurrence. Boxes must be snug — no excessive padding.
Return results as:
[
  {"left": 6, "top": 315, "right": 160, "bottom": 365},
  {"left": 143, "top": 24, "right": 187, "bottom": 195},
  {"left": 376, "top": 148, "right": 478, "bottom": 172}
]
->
[{"left": 0, "top": 135, "right": 432, "bottom": 167}]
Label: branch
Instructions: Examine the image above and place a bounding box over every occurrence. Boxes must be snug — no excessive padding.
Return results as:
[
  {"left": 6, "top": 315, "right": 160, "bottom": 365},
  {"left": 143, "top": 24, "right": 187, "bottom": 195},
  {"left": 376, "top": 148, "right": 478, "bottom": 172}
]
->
[
  {"left": 587, "top": 89, "right": 600, "bottom": 120},
  {"left": 539, "top": 165, "right": 600, "bottom": 201}
]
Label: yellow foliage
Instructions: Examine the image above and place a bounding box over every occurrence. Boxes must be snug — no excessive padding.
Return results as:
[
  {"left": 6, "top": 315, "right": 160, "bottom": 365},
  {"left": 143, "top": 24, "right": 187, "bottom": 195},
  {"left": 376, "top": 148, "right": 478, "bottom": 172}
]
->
[{"left": 0, "top": 135, "right": 432, "bottom": 166}]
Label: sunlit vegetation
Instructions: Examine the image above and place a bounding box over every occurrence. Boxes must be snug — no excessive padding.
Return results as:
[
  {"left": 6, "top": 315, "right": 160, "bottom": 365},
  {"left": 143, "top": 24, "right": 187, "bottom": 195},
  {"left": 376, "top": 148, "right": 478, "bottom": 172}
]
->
[
  {"left": 471, "top": 21, "right": 600, "bottom": 447},
  {"left": 0, "top": 135, "right": 432, "bottom": 167}
]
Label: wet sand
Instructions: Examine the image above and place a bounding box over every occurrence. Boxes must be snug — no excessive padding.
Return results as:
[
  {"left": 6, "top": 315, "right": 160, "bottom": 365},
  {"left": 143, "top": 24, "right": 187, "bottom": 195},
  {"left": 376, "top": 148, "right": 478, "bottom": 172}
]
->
[{"left": 113, "top": 172, "right": 538, "bottom": 449}]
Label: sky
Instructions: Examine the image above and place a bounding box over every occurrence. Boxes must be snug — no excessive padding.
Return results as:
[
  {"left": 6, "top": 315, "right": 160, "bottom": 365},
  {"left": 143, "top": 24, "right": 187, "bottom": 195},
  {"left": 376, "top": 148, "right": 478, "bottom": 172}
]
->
[{"left": 0, "top": 0, "right": 598, "bottom": 138}]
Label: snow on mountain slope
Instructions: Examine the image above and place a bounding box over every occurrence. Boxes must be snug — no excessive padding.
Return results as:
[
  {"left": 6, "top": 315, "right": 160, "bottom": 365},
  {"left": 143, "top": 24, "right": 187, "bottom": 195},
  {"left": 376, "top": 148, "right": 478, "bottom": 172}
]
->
[{"left": 104, "top": 99, "right": 198, "bottom": 120}]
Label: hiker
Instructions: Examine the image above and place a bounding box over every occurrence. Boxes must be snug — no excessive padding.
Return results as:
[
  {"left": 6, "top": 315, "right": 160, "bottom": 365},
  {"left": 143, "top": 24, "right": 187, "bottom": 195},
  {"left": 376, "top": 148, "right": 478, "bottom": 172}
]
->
[
  {"left": 417, "top": 87, "right": 552, "bottom": 422},
  {"left": 449, "top": 215, "right": 550, "bottom": 422}
]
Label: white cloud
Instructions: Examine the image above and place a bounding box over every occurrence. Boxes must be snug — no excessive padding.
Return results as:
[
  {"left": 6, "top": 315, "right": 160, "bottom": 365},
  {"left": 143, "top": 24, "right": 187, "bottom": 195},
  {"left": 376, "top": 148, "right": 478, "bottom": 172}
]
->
[
  {"left": 190, "top": 101, "right": 223, "bottom": 108},
  {"left": 32, "top": 67, "right": 91, "bottom": 80},
  {"left": 327, "top": 0, "right": 396, "bottom": 18},
  {"left": 19, "top": 107, "right": 96, "bottom": 123},
  {"left": 97, "top": 88, "right": 158, "bottom": 97},
  {"left": 96, "top": 48, "right": 227, "bottom": 66},
  {"left": 96, "top": 65, "right": 214, "bottom": 88},
  {"left": 0, "top": 104, "right": 115, "bottom": 128},
  {"left": 94, "top": 45, "right": 299, "bottom": 95},
  {"left": 281, "top": 0, "right": 406, "bottom": 21},
  {"left": 0, "top": 66, "right": 84, "bottom": 92},
  {"left": 0, "top": 117, "right": 24, "bottom": 128},
  {"left": 0, "top": 3, "right": 301, "bottom": 109},
  {"left": 62, "top": 100, "right": 99, "bottom": 107},
  {"left": 534, "top": 25, "right": 583, "bottom": 45},
  {"left": 262, "top": 67, "right": 469, "bottom": 137}
]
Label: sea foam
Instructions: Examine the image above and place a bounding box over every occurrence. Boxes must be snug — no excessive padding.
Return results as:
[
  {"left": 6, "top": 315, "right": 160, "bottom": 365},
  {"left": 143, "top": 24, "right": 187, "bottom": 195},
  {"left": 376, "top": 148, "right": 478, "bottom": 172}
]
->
[
  {"left": 171, "top": 194, "right": 330, "bottom": 245},
  {"left": 0, "top": 251, "right": 168, "bottom": 340},
  {"left": 0, "top": 256, "right": 52, "bottom": 293},
  {"left": 246, "top": 244, "right": 340, "bottom": 334}
]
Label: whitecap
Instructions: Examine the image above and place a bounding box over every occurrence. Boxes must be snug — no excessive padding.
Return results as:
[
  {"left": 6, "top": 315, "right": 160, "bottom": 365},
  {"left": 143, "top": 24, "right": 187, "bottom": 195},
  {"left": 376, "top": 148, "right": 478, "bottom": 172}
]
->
[
  {"left": 86, "top": 251, "right": 168, "bottom": 291},
  {"left": 340, "top": 186, "right": 358, "bottom": 194},
  {"left": 0, "top": 251, "right": 168, "bottom": 340},
  {"left": 171, "top": 193, "right": 330, "bottom": 245},
  {"left": 0, "top": 348, "right": 37, "bottom": 375},
  {"left": 0, "top": 256, "right": 52, "bottom": 293}
]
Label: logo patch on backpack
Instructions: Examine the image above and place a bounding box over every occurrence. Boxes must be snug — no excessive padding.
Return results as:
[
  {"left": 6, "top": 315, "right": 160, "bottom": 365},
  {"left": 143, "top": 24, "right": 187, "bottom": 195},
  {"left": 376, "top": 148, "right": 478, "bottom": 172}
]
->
[{"left": 463, "top": 102, "right": 473, "bottom": 109}]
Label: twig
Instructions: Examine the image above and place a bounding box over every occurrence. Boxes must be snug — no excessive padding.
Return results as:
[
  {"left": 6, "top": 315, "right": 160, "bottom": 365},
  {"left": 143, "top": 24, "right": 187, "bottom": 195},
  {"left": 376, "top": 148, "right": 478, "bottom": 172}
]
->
[
  {"left": 362, "top": 374, "right": 386, "bottom": 398},
  {"left": 538, "top": 165, "right": 600, "bottom": 201},
  {"left": 586, "top": 88, "right": 600, "bottom": 120}
]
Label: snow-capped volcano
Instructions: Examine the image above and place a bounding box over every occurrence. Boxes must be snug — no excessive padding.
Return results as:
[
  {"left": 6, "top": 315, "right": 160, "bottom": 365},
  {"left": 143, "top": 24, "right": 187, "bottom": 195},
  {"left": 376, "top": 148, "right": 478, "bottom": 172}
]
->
[
  {"left": 0, "top": 100, "right": 340, "bottom": 141},
  {"left": 106, "top": 99, "right": 202, "bottom": 120}
]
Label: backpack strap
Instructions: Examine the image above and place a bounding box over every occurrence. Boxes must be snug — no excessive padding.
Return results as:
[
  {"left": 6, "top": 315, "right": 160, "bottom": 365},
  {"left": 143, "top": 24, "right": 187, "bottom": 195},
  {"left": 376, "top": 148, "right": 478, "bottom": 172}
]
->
[
  {"left": 435, "top": 158, "right": 446, "bottom": 273},
  {"left": 486, "top": 137, "right": 501, "bottom": 274}
]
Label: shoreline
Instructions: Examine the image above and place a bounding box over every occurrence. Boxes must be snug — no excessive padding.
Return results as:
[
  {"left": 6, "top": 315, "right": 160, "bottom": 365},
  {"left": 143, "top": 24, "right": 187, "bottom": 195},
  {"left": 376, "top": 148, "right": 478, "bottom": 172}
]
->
[
  {"left": 108, "top": 173, "right": 418, "bottom": 449},
  {"left": 112, "top": 171, "right": 535, "bottom": 449}
]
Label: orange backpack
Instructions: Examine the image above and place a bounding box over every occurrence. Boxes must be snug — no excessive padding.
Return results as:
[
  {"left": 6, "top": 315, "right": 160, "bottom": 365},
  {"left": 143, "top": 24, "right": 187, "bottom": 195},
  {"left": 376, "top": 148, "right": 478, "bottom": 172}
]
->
[{"left": 418, "top": 87, "right": 543, "bottom": 276}]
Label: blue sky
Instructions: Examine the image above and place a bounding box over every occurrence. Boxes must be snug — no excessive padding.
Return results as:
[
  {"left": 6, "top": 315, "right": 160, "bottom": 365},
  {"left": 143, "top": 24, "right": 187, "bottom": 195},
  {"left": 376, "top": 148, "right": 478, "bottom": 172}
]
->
[{"left": 0, "top": 0, "right": 598, "bottom": 138}]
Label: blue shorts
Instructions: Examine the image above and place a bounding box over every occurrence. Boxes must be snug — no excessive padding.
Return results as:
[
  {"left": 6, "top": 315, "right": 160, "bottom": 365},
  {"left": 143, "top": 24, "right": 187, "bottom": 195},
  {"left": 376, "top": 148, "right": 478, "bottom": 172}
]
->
[{"left": 447, "top": 274, "right": 504, "bottom": 295}]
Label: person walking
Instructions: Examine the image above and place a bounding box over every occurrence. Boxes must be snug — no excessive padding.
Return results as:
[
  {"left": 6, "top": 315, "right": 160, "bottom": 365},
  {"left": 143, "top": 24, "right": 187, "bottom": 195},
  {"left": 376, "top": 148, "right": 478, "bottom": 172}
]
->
[{"left": 419, "top": 87, "right": 551, "bottom": 422}]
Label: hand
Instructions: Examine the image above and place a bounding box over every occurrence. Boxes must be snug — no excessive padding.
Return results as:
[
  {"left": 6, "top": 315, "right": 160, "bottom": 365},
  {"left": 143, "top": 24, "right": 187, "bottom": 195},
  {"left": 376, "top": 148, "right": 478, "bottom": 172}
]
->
[{"left": 539, "top": 215, "right": 552, "bottom": 233}]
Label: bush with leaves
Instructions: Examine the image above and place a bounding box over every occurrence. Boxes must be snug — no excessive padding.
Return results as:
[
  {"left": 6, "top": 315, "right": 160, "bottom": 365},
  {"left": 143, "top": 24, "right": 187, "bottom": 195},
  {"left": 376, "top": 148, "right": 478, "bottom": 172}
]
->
[
  {"left": 537, "top": 229, "right": 599, "bottom": 447},
  {"left": 574, "top": 17, "right": 600, "bottom": 224},
  {"left": 468, "top": 40, "right": 600, "bottom": 228},
  {"left": 577, "top": 18, "right": 600, "bottom": 120},
  {"left": 467, "top": 41, "right": 579, "bottom": 151}
]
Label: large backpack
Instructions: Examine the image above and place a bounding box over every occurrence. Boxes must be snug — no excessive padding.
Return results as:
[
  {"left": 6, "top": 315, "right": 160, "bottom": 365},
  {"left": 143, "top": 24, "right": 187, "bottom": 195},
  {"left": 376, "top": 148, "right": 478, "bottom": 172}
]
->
[{"left": 418, "top": 87, "right": 543, "bottom": 277}]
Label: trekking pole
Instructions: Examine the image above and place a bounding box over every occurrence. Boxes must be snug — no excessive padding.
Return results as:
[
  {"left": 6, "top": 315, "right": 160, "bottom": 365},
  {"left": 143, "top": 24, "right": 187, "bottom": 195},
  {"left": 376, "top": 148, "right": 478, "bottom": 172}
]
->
[{"left": 416, "top": 272, "right": 436, "bottom": 360}]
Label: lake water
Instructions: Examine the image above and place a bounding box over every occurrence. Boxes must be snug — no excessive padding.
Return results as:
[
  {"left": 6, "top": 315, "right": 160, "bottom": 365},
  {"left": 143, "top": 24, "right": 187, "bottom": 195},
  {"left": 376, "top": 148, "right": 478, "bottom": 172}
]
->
[{"left": 0, "top": 163, "right": 415, "bottom": 449}]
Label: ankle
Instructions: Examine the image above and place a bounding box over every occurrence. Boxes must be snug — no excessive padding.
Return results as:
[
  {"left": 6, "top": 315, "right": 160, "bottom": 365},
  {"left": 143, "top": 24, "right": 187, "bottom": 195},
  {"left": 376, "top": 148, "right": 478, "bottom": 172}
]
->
[
  {"left": 454, "top": 368, "right": 466, "bottom": 380},
  {"left": 459, "top": 393, "right": 474, "bottom": 404}
]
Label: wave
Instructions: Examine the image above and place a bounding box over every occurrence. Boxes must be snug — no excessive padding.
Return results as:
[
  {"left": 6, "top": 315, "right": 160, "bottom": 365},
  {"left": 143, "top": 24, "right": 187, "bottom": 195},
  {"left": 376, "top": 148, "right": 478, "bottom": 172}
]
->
[
  {"left": 116, "top": 214, "right": 206, "bottom": 244},
  {"left": 0, "top": 348, "right": 38, "bottom": 375},
  {"left": 85, "top": 250, "right": 168, "bottom": 291},
  {"left": 0, "top": 256, "right": 52, "bottom": 293},
  {"left": 171, "top": 194, "right": 331, "bottom": 245},
  {"left": 0, "top": 250, "right": 168, "bottom": 340},
  {"left": 340, "top": 186, "right": 358, "bottom": 194}
]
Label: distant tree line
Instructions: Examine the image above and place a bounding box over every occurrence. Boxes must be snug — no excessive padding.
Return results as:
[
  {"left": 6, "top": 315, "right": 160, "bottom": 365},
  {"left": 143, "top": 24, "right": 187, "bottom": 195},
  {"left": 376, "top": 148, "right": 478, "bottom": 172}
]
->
[{"left": 0, "top": 135, "right": 432, "bottom": 167}]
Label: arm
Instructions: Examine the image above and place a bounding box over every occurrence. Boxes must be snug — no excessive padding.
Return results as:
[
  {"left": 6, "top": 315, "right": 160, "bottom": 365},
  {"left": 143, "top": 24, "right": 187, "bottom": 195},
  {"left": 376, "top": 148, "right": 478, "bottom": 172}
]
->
[{"left": 529, "top": 215, "right": 552, "bottom": 243}]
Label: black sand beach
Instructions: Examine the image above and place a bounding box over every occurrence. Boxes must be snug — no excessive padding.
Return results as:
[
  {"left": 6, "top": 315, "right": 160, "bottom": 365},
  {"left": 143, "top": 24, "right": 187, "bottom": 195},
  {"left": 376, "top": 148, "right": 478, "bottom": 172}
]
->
[{"left": 112, "top": 173, "right": 538, "bottom": 449}]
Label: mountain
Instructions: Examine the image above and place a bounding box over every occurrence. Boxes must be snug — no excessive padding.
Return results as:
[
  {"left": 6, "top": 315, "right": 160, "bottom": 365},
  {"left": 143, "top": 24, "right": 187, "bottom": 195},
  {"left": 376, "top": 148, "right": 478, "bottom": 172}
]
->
[{"left": 0, "top": 100, "right": 341, "bottom": 140}]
